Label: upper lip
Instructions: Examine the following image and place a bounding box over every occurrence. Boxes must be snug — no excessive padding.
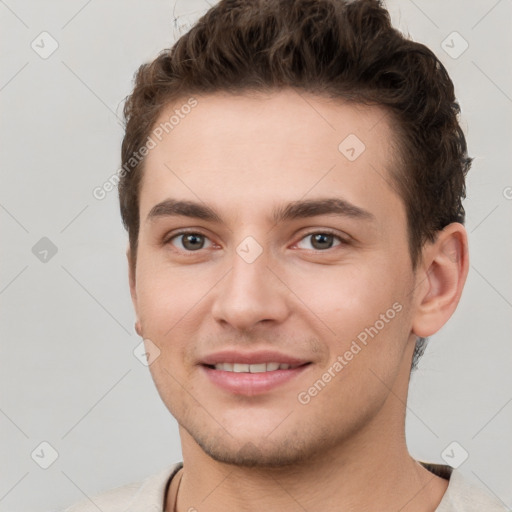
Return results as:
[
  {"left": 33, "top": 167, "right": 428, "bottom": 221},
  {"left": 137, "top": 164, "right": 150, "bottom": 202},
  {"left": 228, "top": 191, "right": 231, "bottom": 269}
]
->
[{"left": 200, "top": 349, "right": 310, "bottom": 366}]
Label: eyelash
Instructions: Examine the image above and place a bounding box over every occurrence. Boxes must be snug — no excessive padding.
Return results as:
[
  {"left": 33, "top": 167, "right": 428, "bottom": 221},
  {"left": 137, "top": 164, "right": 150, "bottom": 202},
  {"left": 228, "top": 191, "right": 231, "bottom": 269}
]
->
[
  {"left": 294, "top": 229, "right": 349, "bottom": 251},
  {"left": 164, "top": 229, "right": 349, "bottom": 253}
]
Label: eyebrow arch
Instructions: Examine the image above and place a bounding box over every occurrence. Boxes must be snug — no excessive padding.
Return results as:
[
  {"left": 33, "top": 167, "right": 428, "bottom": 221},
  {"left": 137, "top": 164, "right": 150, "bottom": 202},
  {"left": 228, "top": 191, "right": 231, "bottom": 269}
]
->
[
  {"left": 272, "top": 198, "right": 375, "bottom": 223},
  {"left": 147, "top": 199, "right": 222, "bottom": 223},
  {"left": 146, "top": 197, "right": 374, "bottom": 224}
]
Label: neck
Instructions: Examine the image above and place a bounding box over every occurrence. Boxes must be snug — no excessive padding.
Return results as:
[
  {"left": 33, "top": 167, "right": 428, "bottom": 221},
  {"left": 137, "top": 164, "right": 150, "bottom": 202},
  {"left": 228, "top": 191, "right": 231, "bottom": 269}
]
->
[{"left": 173, "top": 417, "right": 447, "bottom": 511}]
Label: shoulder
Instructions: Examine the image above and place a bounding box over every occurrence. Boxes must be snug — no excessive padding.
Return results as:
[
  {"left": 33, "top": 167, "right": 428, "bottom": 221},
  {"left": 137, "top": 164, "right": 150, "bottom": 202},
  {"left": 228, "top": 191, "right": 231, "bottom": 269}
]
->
[
  {"left": 61, "top": 463, "right": 182, "bottom": 512},
  {"left": 436, "top": 469, "right": 508, "bottom": 512}
]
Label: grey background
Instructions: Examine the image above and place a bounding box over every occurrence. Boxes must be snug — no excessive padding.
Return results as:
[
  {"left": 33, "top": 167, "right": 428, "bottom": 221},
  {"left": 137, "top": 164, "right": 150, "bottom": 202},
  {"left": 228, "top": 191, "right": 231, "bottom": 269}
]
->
[{"left": 1, "top": 1, "right": 511, "bottom": 510}]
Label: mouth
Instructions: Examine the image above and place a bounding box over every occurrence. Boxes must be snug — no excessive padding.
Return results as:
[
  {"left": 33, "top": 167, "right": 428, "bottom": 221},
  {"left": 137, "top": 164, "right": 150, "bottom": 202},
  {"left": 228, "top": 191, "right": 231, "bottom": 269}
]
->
[
  {"left": 199, "top": 351, "right": 312, "bottom": 395},
  {"left": 205, "top": 362, "right": 306, "bottom": 372}
]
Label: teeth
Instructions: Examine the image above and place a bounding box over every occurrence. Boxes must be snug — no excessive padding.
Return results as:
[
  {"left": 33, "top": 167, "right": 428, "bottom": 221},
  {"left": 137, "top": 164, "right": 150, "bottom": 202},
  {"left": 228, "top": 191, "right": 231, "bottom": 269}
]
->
[
  {"left": 212, "top": 362, "right": 297, "bottom": 372},
  {"left": 249, "top": 363, "right": 267, "bottom": 373}
]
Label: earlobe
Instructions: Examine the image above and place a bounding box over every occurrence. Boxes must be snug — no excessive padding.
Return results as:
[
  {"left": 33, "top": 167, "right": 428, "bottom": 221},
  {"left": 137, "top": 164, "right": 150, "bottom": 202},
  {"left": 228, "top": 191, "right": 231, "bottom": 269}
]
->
[{"left": 412, "top": 223, "right": 469, "bottom": 338}]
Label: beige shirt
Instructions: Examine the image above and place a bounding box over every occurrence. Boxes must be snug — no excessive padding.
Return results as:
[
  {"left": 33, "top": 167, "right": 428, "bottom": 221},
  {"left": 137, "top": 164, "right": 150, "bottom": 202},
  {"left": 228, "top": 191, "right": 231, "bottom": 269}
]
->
[{"left": 63, "top": 461, "right": 508, "bottom": 512}]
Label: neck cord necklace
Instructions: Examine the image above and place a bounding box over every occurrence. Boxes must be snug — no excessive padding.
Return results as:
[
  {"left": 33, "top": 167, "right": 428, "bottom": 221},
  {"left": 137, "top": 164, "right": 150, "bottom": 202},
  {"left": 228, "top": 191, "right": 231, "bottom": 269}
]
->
[{"left": 172, "top": 469, "right": 184, "bottom": 512}]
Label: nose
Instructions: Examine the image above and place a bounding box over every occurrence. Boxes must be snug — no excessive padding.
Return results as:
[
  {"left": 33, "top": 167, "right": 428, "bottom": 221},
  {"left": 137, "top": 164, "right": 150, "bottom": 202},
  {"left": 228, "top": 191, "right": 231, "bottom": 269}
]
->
[{"left": 211, "top": 245, "right": 290, "bottom": 332}]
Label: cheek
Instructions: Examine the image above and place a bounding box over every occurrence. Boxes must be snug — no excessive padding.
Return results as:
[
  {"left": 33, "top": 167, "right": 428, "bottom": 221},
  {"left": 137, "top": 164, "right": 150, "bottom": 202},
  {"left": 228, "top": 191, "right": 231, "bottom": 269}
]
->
[
  {"left": 136, "top": 261, "right": 204, "bottom": 399},
  {"left": 288, "top": 257, "right": 414, "bottom": 388},
  {"left": 290, "top": 264, "right": 412, "bottom": 413},
  {"left": 135, "top": 253, "right": 211, "bottom": 332},
  {"left": 289, "top": 260, "right": 405, "bottom": 338}
]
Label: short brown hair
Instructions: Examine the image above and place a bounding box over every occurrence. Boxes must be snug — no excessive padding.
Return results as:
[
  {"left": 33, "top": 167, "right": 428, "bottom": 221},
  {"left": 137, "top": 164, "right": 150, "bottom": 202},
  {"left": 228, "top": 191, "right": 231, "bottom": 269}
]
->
[{"left": 119, "top": 0, "right": 471, "bottom": 365}]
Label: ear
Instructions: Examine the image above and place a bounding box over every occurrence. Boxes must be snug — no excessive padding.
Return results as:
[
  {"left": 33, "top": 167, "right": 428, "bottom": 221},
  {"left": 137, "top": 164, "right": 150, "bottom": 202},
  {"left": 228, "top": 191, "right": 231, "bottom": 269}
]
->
[
  {"left": 127, "top": 245, "right": 142, "bottom": 336},
  {"left": 412, "top": 223, "right": 469, "bottom": 338}
]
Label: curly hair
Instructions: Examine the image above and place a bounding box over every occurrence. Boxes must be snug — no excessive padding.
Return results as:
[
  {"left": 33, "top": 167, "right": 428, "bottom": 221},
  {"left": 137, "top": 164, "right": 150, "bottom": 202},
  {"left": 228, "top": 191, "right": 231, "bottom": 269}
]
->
[{"left": 119, "top": 0, "right": 472, "bottom": 367}]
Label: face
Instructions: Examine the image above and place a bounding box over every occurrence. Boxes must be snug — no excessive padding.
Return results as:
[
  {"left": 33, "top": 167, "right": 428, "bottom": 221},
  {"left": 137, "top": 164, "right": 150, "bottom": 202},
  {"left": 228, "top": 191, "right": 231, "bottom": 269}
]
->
[{"left": 130, "top": 89, "right": 420, "bottom": 466}]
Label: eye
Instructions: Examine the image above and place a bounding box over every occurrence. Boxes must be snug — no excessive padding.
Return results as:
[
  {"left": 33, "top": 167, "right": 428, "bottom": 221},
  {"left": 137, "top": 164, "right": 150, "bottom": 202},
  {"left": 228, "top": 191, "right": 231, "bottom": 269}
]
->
[
  {"left": 168, "top": 232, "right": 213, "bottom": 251},
  {"left": 295, "top": 231, "right": 345, "bottom": 251}
]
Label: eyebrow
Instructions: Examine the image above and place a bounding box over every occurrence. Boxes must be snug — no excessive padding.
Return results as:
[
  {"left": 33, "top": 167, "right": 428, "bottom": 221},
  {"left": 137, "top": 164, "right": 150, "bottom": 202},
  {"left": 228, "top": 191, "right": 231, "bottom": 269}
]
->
[
  {"left": 274, "top": 198, "right": 374, "bottom": 223},
  {"left": 146, "top": 197, "right": 375, "bottom": 224}
]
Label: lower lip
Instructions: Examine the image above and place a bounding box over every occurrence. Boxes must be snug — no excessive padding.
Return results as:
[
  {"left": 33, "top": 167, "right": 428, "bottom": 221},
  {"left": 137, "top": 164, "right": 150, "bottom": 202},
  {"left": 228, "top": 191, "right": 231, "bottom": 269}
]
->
[{"left": 201, "top": 365, "right": 310, "bottom": 396}]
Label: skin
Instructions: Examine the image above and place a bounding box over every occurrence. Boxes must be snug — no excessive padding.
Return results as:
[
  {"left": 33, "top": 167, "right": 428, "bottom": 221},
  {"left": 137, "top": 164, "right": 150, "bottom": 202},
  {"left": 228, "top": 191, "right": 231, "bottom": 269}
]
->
[{"left": 128, "top": 89, "right": 469, "bottom": 512}]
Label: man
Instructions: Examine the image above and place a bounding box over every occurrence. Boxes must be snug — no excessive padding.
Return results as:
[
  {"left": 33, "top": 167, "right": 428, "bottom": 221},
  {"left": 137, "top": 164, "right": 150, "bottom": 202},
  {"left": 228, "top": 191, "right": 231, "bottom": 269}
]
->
[{"left": 65, "top": 0, "right": 507, "bottom": 510}]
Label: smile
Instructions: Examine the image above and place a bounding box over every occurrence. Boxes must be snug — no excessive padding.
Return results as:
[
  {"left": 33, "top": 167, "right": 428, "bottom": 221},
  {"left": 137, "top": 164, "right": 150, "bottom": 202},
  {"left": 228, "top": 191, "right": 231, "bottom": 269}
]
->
[
  {"left": 211, "top": 362, "right": 303, "bottom": 372},
  {"left": 202, "top": 362, "right": 311, "bottom": 395}
]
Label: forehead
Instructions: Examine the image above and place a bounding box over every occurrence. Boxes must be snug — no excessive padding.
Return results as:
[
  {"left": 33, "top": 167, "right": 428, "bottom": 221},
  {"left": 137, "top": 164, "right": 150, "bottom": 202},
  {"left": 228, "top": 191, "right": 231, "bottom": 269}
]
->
[{"left": 139, "top": 89, "right": 403, "bottom": 227}]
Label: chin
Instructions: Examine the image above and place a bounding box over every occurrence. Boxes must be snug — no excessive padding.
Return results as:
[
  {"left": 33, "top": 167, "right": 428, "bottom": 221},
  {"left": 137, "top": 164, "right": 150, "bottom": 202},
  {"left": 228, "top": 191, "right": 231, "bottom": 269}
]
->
[{"left": 183, "top": 421, "right": 328, "bottom": 468}]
